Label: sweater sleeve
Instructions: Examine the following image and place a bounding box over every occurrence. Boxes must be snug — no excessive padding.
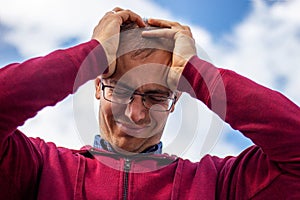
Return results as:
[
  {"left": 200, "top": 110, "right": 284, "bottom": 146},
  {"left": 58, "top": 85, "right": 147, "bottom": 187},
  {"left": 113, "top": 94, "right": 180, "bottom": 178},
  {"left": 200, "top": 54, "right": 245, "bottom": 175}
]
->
[
  {"left": 0, "top": 39, "right": 107, "bottom": 137},
  {"left": 0, "top": 40, "right": 108, "bottom": 198},
  {"left": 179, "top": 56, "right": 300, "bottom": 174}
]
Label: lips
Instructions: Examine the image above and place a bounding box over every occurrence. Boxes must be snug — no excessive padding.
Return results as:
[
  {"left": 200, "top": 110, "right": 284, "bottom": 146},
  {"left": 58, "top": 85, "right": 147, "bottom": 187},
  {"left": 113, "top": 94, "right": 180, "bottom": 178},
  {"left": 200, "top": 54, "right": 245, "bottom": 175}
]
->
[{"left": 116, "top": 121, "right": 150, "bottom": 136}]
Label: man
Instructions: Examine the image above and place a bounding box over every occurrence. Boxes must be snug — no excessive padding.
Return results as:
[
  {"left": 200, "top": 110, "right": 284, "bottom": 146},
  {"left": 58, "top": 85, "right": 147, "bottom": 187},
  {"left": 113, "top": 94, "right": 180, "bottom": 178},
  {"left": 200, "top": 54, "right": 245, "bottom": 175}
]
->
[{"left": 0, "top": 7, "right": 299, "bottom": 199}]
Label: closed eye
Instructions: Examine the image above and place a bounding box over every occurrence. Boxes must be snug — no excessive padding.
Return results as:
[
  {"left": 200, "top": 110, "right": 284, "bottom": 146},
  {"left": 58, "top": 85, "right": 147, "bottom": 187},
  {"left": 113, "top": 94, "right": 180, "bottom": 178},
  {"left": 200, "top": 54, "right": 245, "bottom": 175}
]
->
[
  {"left": 147, "top": 95, "right": 169, "bottom": 102},
  {"left": 113, "top": 87, "right": 133, "bottom": 97}
]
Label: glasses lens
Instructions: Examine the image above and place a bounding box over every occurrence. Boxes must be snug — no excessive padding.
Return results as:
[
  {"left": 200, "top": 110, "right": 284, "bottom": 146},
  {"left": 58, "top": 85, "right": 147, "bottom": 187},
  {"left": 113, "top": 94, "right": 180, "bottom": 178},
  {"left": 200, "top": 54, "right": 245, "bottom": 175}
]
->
[
  {"left": 102, "top": 83, "right": 175, "bottom": 112},
  {"left": 144, "top": 94, "right": 174, "bottom": 111},
  {"left": 104, "top": 86, "right": 132, "bottom": 104}
]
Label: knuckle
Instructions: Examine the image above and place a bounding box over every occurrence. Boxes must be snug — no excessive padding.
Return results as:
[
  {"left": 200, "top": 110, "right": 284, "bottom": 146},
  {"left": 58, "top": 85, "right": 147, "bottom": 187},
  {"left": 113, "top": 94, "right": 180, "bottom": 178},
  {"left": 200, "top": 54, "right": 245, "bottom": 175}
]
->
[
  {"left": 173, "top": 22, "right": 181, "bottom": 26},
  {"left": 184, "top": 26, "right": 192, "bottom": 32},
  {"left": 113, "top": 7, "right": 122, "bottom": 11}
]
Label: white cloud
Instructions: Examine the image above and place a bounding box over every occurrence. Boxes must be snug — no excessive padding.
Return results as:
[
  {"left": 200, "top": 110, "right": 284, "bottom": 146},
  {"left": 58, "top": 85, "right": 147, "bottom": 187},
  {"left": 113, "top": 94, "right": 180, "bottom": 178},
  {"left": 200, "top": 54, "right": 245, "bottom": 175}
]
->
[
  {"left": 0, "top": 0, "right": 173, "bottom": 57},
  {"left": 1, "top": 0, "right": 299, "bottom": 160},
  {"left": 201, "top": 0, "right": 300, "bottom": 104}
]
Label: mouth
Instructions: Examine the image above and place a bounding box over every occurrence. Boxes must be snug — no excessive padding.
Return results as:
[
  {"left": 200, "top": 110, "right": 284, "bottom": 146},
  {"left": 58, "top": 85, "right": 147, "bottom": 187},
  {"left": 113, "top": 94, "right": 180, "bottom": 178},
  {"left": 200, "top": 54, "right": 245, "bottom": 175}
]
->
[{"left": 116, "top": 121, "right": 150, "bottom": 136}]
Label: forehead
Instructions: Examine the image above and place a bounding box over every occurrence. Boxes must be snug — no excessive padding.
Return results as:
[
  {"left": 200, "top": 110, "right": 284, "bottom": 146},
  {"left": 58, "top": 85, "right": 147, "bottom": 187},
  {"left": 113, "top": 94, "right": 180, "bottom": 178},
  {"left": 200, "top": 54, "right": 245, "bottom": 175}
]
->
[
  {"left": 115, "top": 50, "right": 172, "bottom": 76},
  {"left": 107, "top": 49, "right": 172, "bottom": 91}
]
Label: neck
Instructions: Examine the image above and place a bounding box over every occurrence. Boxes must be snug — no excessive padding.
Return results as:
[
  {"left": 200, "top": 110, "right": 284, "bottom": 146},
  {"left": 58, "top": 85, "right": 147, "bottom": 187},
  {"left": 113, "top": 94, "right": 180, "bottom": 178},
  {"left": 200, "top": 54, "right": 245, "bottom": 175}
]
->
[{"left": 93, "top": 135, "right": 163, "bottom": 155}]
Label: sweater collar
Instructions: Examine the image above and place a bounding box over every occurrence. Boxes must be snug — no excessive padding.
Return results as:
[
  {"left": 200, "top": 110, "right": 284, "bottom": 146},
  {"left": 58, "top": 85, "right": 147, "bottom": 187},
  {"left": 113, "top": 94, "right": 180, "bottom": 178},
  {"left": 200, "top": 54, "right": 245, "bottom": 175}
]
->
[{"left": 93, "top": 135, "right": 162, "bottom": 155}]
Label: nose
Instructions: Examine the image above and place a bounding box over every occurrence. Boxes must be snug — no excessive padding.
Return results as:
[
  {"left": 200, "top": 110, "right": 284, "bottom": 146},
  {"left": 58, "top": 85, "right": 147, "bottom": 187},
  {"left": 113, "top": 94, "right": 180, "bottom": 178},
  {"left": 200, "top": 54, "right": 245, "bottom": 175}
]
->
[{"left": 125, "top": 95, "right": 148, "bottom": 124}]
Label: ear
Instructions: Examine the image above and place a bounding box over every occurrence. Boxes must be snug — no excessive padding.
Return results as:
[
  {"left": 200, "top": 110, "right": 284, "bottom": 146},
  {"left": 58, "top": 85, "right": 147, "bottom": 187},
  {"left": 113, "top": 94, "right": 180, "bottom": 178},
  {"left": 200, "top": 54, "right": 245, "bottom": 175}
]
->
[
  {"left": 95, "top": 76, "right": 101, "bottom": 100},
  {"left": 169, "top": 91, "right": 182, "bottom": 113}
]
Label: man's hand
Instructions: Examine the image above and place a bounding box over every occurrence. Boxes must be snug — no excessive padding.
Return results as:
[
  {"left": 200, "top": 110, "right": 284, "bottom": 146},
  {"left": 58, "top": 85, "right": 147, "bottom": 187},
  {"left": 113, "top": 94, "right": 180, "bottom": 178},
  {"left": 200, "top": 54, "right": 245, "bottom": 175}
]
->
[
  {"left": 142, "top": 19, "right": 196, "bottom": 89},
  {"left": 92, "top": 7, "right": 145, "bottom": 78}
]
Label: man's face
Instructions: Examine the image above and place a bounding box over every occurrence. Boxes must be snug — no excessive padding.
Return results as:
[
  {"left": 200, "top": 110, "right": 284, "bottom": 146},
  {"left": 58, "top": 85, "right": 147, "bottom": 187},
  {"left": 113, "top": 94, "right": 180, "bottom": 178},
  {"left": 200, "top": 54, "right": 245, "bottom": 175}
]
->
[{"left": 95, "top": 50, "right": 175, "bottom": 153}]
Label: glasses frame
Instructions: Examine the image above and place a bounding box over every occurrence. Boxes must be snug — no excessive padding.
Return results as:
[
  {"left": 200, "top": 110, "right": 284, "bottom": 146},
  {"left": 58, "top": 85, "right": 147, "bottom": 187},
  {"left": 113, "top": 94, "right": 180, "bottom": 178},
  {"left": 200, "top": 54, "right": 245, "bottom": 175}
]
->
[{"left": 101, "top": 82, "right": 177, "bottom": 112}]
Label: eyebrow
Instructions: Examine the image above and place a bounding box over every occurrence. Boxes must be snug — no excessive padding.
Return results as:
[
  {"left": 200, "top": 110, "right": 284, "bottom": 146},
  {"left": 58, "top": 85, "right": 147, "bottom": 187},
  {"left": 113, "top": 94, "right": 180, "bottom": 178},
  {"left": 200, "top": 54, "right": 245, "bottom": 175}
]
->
[
  {"left": 144, "top": 89, "right": 171, "bottom": 96},
  {"left": 104, "top": 79, "right": 134, "bottom": 90},
  {"left": 104, "top": 79, "right": 172, "bottom": 95}
]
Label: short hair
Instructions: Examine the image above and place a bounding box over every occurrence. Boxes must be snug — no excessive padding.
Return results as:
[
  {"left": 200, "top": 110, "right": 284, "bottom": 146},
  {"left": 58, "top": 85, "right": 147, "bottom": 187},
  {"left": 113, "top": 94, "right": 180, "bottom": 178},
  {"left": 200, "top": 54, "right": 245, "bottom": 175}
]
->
[{"left": 117, "top": 20, "right": 174, "bottom": 59}]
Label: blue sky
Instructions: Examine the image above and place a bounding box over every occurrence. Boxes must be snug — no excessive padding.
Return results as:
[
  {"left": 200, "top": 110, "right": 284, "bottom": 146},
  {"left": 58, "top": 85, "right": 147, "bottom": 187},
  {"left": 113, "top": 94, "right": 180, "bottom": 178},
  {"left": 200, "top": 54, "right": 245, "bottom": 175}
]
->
[
  {"left": 0, "top": 24, "right": 22, "bottom": 65},
  {"left": 152, "top": 0, "right": 252, "bottom": 38},
  {"left": 0, "top": 0, "right": 299, "bottom": 160}
]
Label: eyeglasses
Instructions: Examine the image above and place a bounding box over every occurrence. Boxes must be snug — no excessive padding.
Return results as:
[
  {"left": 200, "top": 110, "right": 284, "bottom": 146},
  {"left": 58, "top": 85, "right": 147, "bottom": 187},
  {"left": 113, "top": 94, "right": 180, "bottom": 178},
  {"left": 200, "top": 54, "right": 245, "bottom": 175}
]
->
[{"left": 101, "top": 82, "right": 177, "bottom": 112}]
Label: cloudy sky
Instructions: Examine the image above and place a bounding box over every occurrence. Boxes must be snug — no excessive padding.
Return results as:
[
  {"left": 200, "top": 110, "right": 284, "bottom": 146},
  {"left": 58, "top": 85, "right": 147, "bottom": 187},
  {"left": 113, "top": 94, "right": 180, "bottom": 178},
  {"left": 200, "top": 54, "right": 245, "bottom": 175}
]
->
[{"left": 1, "top": 0, "right": 299, "bottom": 161}]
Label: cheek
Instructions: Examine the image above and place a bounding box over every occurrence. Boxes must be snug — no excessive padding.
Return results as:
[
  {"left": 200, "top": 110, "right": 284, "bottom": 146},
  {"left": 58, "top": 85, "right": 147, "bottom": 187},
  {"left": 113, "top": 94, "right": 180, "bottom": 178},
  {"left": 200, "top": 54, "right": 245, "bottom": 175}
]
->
[
  {"left": 150, "top": 111, "right": 169, "bottom": 128},
  {"left": 99, "top": 99, "right": 114, "bottom": 131},
  {"left": 99, "top": 99, "right": 126, "bottom": 123},
  {"left": 99, "top": 99, "right": 110, "bottom": 118}
]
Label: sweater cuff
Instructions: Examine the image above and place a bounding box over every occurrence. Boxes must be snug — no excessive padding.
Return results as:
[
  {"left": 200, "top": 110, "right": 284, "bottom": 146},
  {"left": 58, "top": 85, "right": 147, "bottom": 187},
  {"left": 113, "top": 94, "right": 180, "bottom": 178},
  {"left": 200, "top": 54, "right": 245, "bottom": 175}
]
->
[
  {"left": 68, "top": 39, "right": 109, "bottom": 92},
  {"left": 178, "top": 56, "right": 211, "bottom": 103},
  {"left": 178, "top": 56, "right": 226, "bottom": 116}
]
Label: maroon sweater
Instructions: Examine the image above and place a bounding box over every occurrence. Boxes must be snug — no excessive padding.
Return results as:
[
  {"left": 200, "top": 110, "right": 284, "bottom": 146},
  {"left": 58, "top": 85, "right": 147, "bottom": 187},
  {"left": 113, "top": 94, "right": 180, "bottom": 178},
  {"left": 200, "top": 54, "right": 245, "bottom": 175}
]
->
[{"left": 0, "top": 40, "right": 299, "bottom": 199}]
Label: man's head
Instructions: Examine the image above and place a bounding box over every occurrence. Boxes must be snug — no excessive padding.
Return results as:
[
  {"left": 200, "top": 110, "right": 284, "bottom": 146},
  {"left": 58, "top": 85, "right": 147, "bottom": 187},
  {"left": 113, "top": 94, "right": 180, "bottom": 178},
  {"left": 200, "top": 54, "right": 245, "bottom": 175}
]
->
[{"left": 95, "top": 21, "right": 179, "bottom": 153}]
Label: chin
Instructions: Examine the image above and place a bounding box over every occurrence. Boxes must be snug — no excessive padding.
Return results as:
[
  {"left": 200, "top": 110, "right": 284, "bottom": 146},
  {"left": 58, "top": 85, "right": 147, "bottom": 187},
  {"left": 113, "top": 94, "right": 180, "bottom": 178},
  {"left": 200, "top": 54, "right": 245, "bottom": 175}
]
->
[{"left": 111, "top": 136, "right": 143, "bottom": 153}]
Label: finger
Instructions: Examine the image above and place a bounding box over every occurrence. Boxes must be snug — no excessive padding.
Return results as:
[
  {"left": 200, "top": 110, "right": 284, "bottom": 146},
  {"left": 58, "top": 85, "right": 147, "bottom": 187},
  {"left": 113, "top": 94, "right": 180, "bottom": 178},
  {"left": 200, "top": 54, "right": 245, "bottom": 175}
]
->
[
  {"left": 142, "top": 29, "right": 177, "bottom": 39},
  {"left": 116, "top": 9, "right": 146, "bottom": 27},
  {"left": 147, "top": 18, "right": 182, "bottom": 28},
  {"left": 113, "top": 7, "right": 124, "bottom": 12}
]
